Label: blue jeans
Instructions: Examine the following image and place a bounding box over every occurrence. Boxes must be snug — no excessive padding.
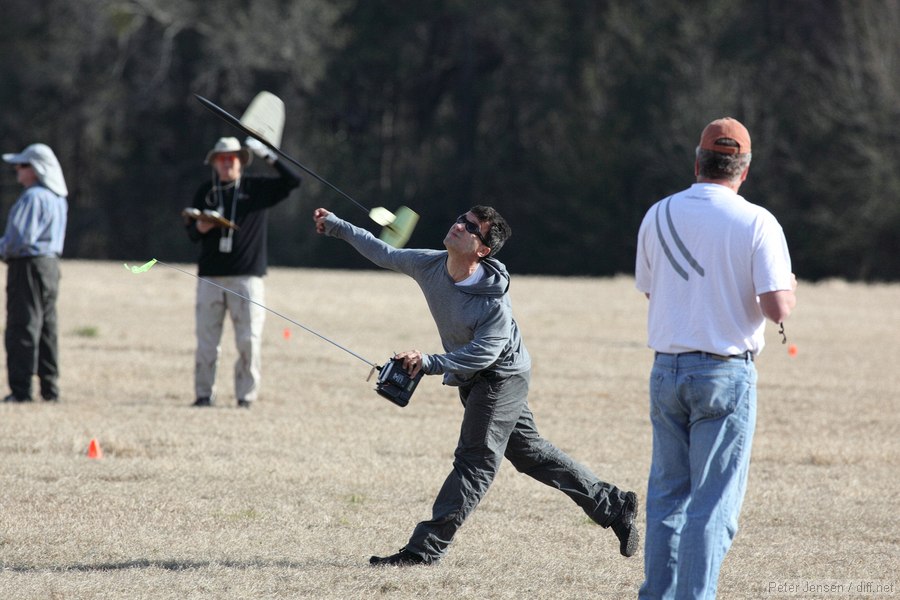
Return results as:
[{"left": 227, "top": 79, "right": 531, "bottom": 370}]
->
[{"left": 639, "top": 352, "right": 757, "bottom": 600}]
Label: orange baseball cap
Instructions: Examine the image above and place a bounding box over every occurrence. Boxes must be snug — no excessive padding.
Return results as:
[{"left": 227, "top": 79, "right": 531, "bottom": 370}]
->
[{"left": 699, "top": 117, "right": 751, "bottom": 155}]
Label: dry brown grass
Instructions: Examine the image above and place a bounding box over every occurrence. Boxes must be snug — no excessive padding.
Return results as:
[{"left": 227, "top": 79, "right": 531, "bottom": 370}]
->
[{"left": 0, "top": 260, "right": 897, "bottom": 599}]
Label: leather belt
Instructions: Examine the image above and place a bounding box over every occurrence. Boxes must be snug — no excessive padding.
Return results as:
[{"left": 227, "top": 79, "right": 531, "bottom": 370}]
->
[{"left": 659, "top": 351, "right": 754, "bottom": 362}]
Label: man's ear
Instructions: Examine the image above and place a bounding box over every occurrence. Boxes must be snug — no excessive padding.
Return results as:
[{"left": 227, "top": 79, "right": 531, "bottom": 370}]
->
[{"left": 477, "top": 246, "right": 491, "bottom": 259}]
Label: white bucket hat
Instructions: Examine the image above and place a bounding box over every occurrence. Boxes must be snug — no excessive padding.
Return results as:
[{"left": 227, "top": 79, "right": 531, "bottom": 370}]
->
[
  {"left": 3, "top": 143, "right": 69, "bottom": 197},
  {"left": 204, "top": 136, "right": 252, "bottom": 166}
]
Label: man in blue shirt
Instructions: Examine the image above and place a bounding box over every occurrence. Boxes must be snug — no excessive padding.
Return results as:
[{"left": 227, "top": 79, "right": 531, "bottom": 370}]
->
[{"left": 1, "top": 143, "right": 69, "bottom": 402}]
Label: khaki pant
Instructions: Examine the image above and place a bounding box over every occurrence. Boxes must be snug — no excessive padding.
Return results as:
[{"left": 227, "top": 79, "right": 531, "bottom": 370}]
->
[{"left": 194, "top": 275, "right": 265, "bottom": 402}]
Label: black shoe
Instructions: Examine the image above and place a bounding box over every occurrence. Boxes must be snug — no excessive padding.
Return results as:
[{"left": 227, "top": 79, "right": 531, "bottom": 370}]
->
[
  {"left": 610, "top": 491, "right": 639, "bottom": 557},
  {"left": 237, "top": 399, "right": 252, "bottom": 409},
  {"left": 369, "top": 548, "right": 429, "bottom": 567},
  {"left": 3, "top": 394, "right": 33, "bottom": 403},
  {"left": 192, "top": 397, "right": 213, "bottom": 407},
  {"left": 42, "top": 396, "right": 59, "bottom": 402}
]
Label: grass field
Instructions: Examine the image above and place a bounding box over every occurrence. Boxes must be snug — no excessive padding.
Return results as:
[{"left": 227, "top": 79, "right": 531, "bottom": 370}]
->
[{"left": 1, "top": 260, "right": 897, "bottom": 599}]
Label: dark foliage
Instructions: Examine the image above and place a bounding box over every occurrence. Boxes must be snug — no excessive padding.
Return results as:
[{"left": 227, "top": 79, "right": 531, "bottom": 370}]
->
[{"left": 1, "top": 0, "right": 897, "bottom": 280}]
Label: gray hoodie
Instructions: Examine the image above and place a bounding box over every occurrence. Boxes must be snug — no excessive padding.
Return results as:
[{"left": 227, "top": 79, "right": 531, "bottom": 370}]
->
[{"left": 324, "top": 214, "right": 531, "bottom": 386}]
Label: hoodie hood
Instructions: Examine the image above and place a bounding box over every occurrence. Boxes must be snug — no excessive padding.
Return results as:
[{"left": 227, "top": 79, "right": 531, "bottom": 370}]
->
[
  {"left": 3, "top": 143, "right": 68, "bottom": 197},
  {"left": 458, "top": 257, "right": 510, "bottom": 297}
]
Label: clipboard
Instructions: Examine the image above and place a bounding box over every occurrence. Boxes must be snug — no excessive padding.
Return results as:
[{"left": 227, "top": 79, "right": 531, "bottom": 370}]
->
[{"left": 182, "top": 208, "right": 239, "bottom": 230}]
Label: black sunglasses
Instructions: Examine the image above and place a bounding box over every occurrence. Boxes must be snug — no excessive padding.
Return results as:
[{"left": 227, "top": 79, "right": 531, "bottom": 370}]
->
[{"left": 456, "top": 214, "right": 490, "bottom": 247}]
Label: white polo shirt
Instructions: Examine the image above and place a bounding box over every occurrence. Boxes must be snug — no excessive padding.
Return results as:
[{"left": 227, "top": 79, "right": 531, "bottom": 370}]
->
[{"left": 635, "top": 183, "right": 793, "bottom": 356}]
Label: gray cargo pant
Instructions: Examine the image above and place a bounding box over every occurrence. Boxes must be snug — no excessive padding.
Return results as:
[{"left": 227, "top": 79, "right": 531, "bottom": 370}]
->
[
  {"left": 404, "top": 369, "right": 628, "bottom": 562},
  {"left": 5, "top": 256, "right": 60, "bottom": 400},
  {"left": 194, "top": 275, "right": 265, "bottom": 403}
]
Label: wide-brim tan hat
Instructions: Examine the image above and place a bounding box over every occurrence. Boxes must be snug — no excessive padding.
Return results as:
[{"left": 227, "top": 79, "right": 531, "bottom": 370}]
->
[{"left": 204, "top": 136, "right": 252, "bottom": 165}]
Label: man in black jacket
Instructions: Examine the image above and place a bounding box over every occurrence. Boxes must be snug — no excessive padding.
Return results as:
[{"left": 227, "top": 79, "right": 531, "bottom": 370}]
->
[{"left": 185, "top": 136, "right": 300, "bottom": 408}]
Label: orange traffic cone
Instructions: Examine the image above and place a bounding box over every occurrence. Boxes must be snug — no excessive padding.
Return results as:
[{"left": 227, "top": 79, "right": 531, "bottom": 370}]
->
[{"left": 87, "top": 438, "right": 103, "bottom": 459}]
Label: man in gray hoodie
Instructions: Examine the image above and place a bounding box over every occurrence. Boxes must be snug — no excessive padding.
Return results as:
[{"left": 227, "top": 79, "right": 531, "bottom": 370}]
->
[{"left": 314, "top": 205, "right": 638, "bottom": 566}]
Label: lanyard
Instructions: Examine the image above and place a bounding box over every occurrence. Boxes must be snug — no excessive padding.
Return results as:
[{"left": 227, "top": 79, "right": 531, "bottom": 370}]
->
[{"left": 209, "top": 175, "right": 240, "bottom": 244}]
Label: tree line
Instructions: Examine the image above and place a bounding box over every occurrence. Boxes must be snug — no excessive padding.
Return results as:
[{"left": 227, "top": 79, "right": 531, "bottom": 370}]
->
[{"left": 1, "top": 0, "right": 897, "bottom": 280}]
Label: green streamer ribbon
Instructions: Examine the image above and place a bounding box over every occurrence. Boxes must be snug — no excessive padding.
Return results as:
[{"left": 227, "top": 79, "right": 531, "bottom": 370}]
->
[{"left": 123, "top": 259, "right": 158, "bottom": 273}]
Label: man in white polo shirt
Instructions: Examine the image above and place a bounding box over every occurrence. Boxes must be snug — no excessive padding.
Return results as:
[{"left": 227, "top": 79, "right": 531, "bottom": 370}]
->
[{"left": 635, "top": 117, "right": 797, "bottom": 599}]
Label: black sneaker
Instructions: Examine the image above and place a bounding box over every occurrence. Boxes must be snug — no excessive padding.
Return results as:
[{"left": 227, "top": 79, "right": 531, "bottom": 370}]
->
[
  {"left": 3, "top": 394, "right": 33, "bottom": 403},
  {"left": 237, "top": 399, "right": 252, "bottom": 409},
  {"left": 192, "top": 397, "right": 213, "bottom": 407},
  {"left": 610, "top": 491, "right": 639, "bottom": 557},
  {"left": 369, "top": 548, "right": 429, "bottom": 567}
]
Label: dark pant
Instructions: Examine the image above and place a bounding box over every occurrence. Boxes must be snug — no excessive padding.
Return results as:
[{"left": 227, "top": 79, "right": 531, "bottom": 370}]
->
[
  {"left": 5, "top": 256, "right": 60, "bottom": 400},
  {"left": 404, "top": 370, "right": 627, "bottom": 561}
]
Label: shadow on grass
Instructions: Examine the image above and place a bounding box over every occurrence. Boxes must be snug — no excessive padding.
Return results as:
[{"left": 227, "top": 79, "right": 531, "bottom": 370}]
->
[{"left": 0, "top": 558, "right": 339, "bottom": 572}]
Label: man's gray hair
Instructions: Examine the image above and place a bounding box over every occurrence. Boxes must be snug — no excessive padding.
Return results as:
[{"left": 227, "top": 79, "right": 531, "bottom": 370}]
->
[{"left": 695, "top": 139, "right": 752, "bottom": 182}]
